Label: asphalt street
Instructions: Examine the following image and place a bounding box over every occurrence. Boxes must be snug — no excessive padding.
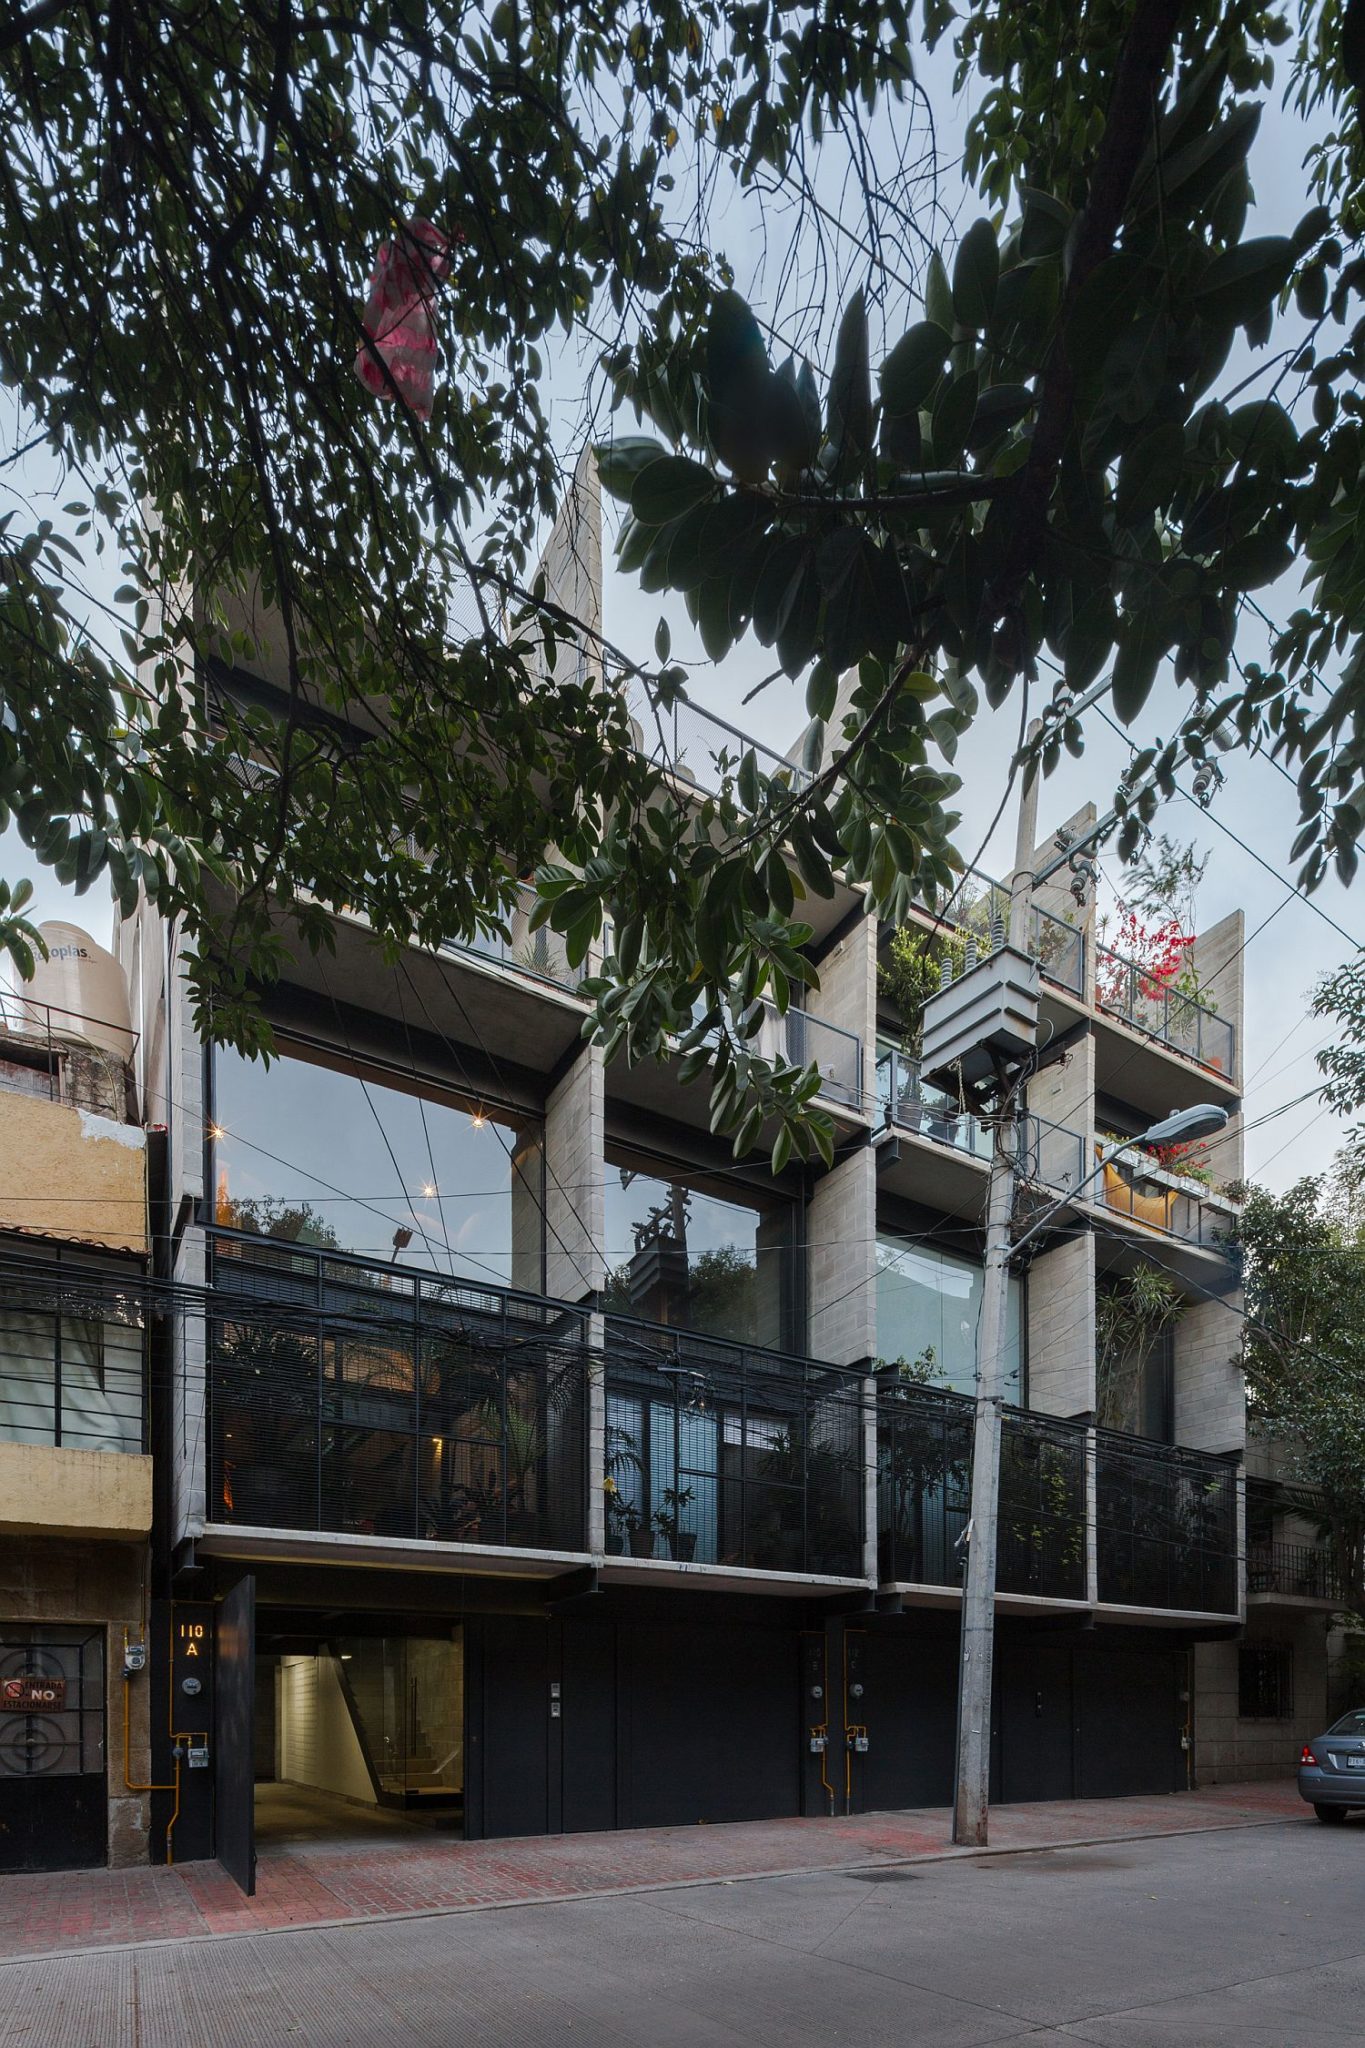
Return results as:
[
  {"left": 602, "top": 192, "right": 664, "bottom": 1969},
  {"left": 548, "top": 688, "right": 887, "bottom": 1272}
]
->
[{"left": 7, "top": 1815, "right": 1360, "bottom": 2045}]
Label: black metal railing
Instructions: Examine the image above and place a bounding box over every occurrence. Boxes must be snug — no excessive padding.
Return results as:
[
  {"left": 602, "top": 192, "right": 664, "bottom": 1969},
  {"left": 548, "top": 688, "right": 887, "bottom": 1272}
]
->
[
  {"left": 1247, "top": 1540, "right": 1342, "bottom": 1602},
  {"left": 1030, "top": 905, "right": 1086, "bottom": 995},
  {"left": 1095, "top": 1431, "right": 1238, "bottom": 1613},
  {"left": 875, "top": 1043, "right": 992, "bottom": 1161},
  {"left": 604, "top": 1314, "right": 865, "bottom": 1578},
  {"left": 877, "top": 1384, "right": 1086, "bottom": 1602},
  {"left": 1095, "top": 945, "right": 1236, "bottom": 1077},
  {"left": 207, "top": 1230, "right": 590, "bottom": 1552}
]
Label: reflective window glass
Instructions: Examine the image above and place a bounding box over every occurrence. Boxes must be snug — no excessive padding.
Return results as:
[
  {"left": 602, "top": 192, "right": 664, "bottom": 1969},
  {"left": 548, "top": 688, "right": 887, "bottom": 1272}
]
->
[
  {"left": 875, "top": 1234, "right": 1022, "bottom": 1398},
  {"left": 603, "top": 1156, "right": 792, "bottom": 1348},
  {"left": 212, "top": 1044, "right": 543, "bottom": 1289}
]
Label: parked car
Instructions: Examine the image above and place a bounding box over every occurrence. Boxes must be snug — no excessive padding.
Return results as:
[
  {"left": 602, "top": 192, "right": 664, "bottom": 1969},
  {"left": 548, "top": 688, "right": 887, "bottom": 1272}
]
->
[{"left": 1298, "top": 1710, "right": 1365, "bottom": 1821}]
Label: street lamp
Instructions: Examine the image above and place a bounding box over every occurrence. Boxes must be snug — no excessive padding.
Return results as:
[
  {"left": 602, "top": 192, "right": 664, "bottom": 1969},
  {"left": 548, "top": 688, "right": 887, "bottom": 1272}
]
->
[{"left": 1010, "top": 1101, "right": 1230, "bottom": 1258}]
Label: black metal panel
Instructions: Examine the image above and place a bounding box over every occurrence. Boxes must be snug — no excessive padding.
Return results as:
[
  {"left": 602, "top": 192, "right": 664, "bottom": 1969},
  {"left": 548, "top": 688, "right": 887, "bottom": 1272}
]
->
[
  {"left": 0, "top": 1773, "right": 106, "bottom": 1873},
  {"left": 847, "top": 1628, "right": 959, "bottom": 1813},
  {"left": 215, "top": 1576, "right": 256, "bottom": 1895},
  {"left": 998, "top": 1644, "right": 1075, "bottom": 1802},
  {"left": 618, "top": 1622, "right": 800, "bottom": 1828},
  {"left": 1074, "top": 1648, "right": 1184, "bottom": 1798},
  {"left": 561, "top": 1621, "right": 616, "bottom": 1835},
  {"left": 476, "top": 1616, "right": 551, "bottom": 1839}
]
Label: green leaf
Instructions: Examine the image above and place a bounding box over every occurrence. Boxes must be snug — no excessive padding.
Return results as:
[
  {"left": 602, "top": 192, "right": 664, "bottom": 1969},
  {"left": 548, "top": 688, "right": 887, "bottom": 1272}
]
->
[
  {"left": 630, "top": 455, "right": 717, "bottom": 525},
  {"left": 827, "top": 289, "right": 871, "bottom": 478},
  {"left": 1195, "top": 237, "right": 1296, "bottom": 328},
  {"left": 1116, "top": 420, "right": 1185, "bottom": 524},
  {"left": 1112, "top": 605, "right": 1173, "bottom": 723},
  {"left": 924, "top": 250, "right": 953, "bottom": 332},
  {"left": 1218, "top": 530, "right": 1295, "bottom": 589},
  {"left": 952, "top": 219, "right": 998, "bottom": 330},
  {"left": 965, "top": 382, "right": 1032, "bottom": 451},
  {"left": 931, "top": 370, "right": 978, "bottom": 461},
  {"left": 596, "top": 436, "right": 667, "bottom": 502},
  {"left": 879, "top": 321, "right": 951, "bottom": 415}
]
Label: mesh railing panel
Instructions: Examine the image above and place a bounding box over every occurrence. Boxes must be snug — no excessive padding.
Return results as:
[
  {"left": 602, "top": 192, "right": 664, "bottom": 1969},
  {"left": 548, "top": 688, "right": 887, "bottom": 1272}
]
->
[
  {"left": 208, "top": 1231, "right": 589, "bottom": 1551},
  {"left": 1095, "top": 1432, "right": 1237, "bottom": 1613},
  {"left": 604, "top": 1315, "right": 865, "bottom": 1577}
]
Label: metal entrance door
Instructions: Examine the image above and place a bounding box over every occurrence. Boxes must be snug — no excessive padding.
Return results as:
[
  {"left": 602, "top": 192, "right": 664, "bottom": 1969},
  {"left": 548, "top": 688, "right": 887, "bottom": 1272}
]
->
[
  {"left": 0, "top": 1627, "right": 107, "bottom": 1872},
  {"left": 215, "top": 1576, "right": 256, "bottom": 1894}
]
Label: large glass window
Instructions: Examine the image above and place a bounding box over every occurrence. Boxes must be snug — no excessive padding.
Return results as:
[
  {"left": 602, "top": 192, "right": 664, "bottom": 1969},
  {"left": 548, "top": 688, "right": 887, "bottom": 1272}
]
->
[
  {"left": 212, "top": 1044, "right": 544, "bottom": 1290},
  {"left": 603, "top": 1153, "right": 793, "bottom": 1349},
  {"left": 875, "top": 1233, "right": 1022, "bottom": 1399}
]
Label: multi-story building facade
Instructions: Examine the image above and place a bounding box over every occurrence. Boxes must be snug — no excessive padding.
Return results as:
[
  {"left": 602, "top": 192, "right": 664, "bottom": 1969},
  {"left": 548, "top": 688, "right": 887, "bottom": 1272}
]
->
[
  {"left": 90, "top": 468, "right": 1329, "bottom": 1889},
  {"left": 0, "top": 949, "right": 154, "bottom": 1874}
]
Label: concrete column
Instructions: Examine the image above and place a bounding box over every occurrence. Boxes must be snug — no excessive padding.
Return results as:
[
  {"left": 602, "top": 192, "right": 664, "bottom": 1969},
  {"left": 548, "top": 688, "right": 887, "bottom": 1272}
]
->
[
  {"left": 1025, "top": 1232, "right": 1096, "bottom": 1417},
  {"left": 1189, "top": 909, "right": 1245, "bottom": 1092},
  {"left": 543, "top": 1043, "right": 605, "bottom": 1304},
  {"left": 1085, "top": 1426, "right": 1099, "bottom": 1605},
  {"left": 807, "top": 1148, "right": 876, "bottom": 1368},
  {"left": 805, "top": 906, "right": 877, "bottom": 1112},
  {"left": 1173, "top": 1293, "right": 1245, "bottom": 1454},
  {"left": 586, "top": 1311, "right": 606, "bottom": 1558}
]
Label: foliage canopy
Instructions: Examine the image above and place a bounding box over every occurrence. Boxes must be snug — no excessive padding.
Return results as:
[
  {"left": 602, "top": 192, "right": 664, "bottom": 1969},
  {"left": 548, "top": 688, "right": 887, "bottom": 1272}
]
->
[{"left": 2, "top": 0, "right": 1364, "bottom": 1156}]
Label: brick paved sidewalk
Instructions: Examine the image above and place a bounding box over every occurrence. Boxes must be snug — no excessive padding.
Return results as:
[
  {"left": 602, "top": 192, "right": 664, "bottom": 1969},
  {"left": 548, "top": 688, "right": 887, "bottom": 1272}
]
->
[{"left": 0, "top": 1779, "right": 1305, "bottom": 1965}]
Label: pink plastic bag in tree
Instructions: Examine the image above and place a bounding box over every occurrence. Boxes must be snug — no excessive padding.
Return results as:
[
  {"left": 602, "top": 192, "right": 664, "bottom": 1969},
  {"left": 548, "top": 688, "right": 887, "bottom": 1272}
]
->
[{"left": 355, "top": 218, "right": 452, "bottom": 422}]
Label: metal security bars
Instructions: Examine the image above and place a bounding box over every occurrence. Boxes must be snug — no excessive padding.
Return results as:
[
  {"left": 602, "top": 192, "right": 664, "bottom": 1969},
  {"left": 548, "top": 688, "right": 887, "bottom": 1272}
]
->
[
  {"left": 876, "top": 1384, "right": 1087, "bottom": 1601},
  {"left": 1095, "top": 945, "right": 1236, "bottom": 1076},
  {"left": 603, "top": 1315, "right": 865, "bottom": 1577},
  {"left": 207, "top": 1231, "right": 590, "bottom": 1552},
  {"left": 1095, "top": 1431, "right": 1238, "bottom": 1613},
  {"left": 1246, "top": 1541, "right": 1342, "bottom": 1602}
]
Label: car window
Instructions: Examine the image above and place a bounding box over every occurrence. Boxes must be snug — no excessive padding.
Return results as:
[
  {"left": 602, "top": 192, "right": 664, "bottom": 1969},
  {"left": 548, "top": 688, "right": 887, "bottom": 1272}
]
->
[{"left": 1327, "top": 1711, "right": 1365, "bottom": 1736}]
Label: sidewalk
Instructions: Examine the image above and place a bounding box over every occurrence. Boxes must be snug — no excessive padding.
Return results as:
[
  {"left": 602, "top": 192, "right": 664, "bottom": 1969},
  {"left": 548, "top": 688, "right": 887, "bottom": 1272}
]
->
[{"left": 0, "top": 1779, "right": 1305, "bottom": 1965}]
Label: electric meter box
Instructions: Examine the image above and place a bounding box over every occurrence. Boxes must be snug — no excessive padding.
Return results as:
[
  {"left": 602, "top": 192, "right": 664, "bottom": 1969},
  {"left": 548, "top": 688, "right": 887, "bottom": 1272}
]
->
[{"left": 919, "top": 944, "right": 1040, "bottom": 1091}]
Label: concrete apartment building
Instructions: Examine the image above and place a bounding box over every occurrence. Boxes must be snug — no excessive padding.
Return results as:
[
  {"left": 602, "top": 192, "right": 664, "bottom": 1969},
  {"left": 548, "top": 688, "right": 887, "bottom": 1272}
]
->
[
  {"left": 0, "top": 471, "right": 1338, "bottom": 1882},
  {"left": 0, "top": 945, "right": 154, "bottom": 1874}
]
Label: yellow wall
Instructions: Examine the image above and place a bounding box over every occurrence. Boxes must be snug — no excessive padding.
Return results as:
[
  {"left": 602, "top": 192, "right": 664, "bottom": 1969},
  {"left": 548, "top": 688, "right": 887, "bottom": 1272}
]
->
[
  {"left": 0, "top": 1441, "right": 153, "bottom": 1541},
  {"left": 0, "top": 1092, "right": 147, "bottom": 1254}
]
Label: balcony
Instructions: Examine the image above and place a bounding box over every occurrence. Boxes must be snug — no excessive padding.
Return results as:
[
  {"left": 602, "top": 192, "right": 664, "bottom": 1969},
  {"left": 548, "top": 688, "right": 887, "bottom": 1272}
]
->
[
  {"left": 603, "top": 1315, "right": 865, "bottom": 1579},
  {"left": 1095, "top": 945, "right": 1235, "bottom": 1077},
  {"left": 1247, "top": 1540, "right": 1341, "bottom": 1603},
  {"left": 875, "top": 1042, "right": 991, "bottom": 1162},
  {"left": 442, "top": 879, "right": 585, "bottom": 996},
  {"left": 876, "top": 1042, "right": 1086, "bottom": 1194},
  {"left": 877, "top": 1383, "right": 1238, "bottom": 1615},
  {"left": 625, "top": 681, "right": 811, "bottom": 799},
  {"left": 207, "top": 1230, "right": 590, "bottom": 1554},
  {"left": 1094, "top": 1146, "right": 1239, "bottom": 1253},
  {"left": 910, "top": 868, "right": 1087, "bottom": 997},
  {"left": 1095, "top": 1431, "right": 1238, "bottom": 1614},
  {"left": 877, "top": 1385, "right": 1087, "bottom": 1601}
]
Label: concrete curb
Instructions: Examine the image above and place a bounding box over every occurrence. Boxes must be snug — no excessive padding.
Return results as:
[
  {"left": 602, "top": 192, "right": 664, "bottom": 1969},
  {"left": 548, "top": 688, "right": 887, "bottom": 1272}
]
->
[{"left": 0, "top": 1807, "right": 1303, "bottom": 1972}]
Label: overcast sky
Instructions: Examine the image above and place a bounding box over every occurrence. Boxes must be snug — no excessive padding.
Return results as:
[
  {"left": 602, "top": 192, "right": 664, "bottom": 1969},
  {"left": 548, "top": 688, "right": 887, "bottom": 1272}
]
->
[{"left": 3, "top": 24, "right": 1357, "bottom": 1192}]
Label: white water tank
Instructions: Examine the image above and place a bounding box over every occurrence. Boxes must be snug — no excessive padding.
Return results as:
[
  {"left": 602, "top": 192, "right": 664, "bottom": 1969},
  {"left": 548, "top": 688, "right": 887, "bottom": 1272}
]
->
[{"left": 22, "top": 922, "right": 136, "bottom": 1061}]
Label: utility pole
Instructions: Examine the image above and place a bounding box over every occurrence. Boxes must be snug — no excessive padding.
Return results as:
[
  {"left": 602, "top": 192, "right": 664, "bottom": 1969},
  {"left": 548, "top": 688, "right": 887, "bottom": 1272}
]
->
[{"left": 950, "top": 734, "right": 1041, "bottom": 1848}]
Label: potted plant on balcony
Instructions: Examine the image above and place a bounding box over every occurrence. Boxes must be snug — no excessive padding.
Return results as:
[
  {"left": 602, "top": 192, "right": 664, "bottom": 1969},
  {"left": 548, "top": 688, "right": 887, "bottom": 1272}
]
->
[
  {"left": 652, "top": 1484, "right": 697, "bottom": 1562},
  {"left": 603, "top": 1476, "right": 650, "bottom": 1554}
]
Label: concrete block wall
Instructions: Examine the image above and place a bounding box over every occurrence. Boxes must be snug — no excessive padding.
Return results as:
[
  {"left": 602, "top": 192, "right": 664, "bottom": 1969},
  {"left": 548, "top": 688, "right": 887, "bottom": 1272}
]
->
[
  {"left": 1026, "top": 1030, "right": 1095, "bottom": 1176},
  {"left": 805, "top": 909, "right": 877, "bottom": 1112},
  {"left": 1026, "top": 1231, "right": 1096, "bottom": 1418},
  {"left": 1190, "top": 908, "right": 1245, "bottom": 1091},
  {"left": 543, "top": 1044, "right": 605, "bottom": 1303},
  {"left": 1193, "top": 1610, "right": 1330, "bottom": 1784},
  {"left": 1174, "top": 1292, "right": 1245, "bottom": 1455},
  {"left": 807, "top": 1149, "right": 875, "bottom": 1369}
]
